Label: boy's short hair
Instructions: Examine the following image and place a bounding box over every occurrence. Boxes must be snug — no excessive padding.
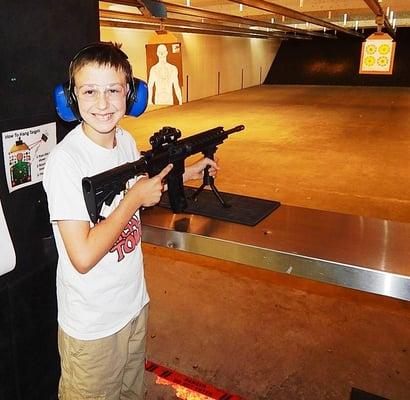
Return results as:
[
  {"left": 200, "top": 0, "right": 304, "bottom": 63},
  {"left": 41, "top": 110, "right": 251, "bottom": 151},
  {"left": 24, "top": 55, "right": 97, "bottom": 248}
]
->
[{"left": 69, "top": 42, "right": 133, "bottom": 86}]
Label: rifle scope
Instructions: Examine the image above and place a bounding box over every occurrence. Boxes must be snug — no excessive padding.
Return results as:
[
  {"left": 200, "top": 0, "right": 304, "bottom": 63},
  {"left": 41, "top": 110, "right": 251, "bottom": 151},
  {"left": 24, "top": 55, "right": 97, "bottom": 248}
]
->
[{"left": 150, "top": 126, "right": 181, "bottom": 150}]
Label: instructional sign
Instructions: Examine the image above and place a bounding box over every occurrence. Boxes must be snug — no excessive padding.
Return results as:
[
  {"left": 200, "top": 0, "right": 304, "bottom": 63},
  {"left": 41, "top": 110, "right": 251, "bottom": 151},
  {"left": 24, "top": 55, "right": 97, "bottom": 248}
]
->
[
  {"left": 0, "top": 200, "right": 16, "bottom": 276},
  {"left": 2, "top": 122, "right": 56, "bottom": 192}
]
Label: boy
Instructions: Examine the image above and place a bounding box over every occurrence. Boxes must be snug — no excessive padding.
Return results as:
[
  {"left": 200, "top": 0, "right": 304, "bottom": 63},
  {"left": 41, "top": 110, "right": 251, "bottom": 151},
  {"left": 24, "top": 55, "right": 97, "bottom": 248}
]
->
[{"left": 43, "top": 42, "right": 218, "bottom": 399}]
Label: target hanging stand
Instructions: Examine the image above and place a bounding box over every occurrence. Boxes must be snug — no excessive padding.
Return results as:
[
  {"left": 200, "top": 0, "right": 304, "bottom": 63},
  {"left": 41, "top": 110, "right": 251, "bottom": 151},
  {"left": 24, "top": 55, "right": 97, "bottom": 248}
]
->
[{"left": 359, "top": 15, "right": 396, "bottom": 75}]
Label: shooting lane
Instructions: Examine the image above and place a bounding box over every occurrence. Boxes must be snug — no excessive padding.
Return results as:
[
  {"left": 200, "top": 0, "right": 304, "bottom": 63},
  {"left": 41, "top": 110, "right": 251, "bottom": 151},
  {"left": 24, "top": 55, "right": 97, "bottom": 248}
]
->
[{"left": 106, "top": 22, "right": 410, "bottom": 400}]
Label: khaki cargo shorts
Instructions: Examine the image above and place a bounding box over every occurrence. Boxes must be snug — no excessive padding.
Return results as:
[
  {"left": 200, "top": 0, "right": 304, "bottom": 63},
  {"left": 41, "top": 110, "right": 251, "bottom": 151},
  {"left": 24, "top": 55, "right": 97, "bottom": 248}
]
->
[{"left": 58, "top": 305, "right": 148, "bottom": 400}]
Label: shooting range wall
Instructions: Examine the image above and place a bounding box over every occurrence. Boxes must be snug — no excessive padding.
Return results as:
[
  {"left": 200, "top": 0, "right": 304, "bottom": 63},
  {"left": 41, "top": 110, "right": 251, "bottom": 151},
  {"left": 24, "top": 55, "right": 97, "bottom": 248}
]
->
[
  {"left": 265, "top": 27, "right": 410, "bottom": 87},
  {"left": 0, "top": 1, "right": 99, "bottom": 398},
  {"left": 100, "top": 26, "right": 281, "bottom": 103}
]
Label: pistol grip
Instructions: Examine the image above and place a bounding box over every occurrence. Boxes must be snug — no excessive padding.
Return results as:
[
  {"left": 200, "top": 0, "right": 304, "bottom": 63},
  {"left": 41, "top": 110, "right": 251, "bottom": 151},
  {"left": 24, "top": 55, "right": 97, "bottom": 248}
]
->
[{"left": 167, "top": 171, "right": 187, "bottom": 213}]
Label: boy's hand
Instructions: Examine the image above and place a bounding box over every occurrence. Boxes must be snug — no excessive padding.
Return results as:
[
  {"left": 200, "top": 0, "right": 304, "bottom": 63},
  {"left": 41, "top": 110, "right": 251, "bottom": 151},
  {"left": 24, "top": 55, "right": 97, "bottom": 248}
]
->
[
  {"left": 184, "top": 157, "right": 219, "bottom": 182},
  {"left": 132, "top": 164, "right": 173, "bottom": 207}
]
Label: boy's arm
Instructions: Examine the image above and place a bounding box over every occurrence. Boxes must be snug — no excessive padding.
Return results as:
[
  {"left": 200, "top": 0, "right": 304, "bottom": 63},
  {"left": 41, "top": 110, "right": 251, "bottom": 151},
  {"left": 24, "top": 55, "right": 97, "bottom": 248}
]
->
[{"left": 57, "top": 164, "right": 172, "bottom": 274}]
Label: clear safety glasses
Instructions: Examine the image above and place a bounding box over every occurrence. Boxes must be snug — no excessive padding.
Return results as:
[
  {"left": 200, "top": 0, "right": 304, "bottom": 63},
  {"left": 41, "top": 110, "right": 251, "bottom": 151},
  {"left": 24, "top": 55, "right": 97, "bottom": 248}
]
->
[{"left": 75, "top": 84, "right": 127, "bottom": 102}]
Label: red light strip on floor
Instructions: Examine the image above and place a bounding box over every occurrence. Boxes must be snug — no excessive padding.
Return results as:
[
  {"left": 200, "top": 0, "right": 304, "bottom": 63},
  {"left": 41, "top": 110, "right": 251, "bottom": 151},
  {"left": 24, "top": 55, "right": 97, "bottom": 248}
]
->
[{"left": 146, "top": 360, "right": 246, "bottom": 400}]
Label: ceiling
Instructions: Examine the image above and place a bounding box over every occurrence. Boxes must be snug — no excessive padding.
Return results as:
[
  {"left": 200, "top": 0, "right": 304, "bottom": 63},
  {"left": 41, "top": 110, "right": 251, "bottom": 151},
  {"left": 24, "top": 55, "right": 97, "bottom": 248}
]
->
[{"left": 100, "top": 0, "right": 410, "bottom": 40}]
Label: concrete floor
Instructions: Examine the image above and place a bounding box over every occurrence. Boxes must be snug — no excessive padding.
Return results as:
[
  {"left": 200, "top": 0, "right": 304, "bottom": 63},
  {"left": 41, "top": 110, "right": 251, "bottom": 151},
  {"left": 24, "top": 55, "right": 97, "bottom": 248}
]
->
[{"left": 120, "top": 85, "right": 410, "bottom": 400}]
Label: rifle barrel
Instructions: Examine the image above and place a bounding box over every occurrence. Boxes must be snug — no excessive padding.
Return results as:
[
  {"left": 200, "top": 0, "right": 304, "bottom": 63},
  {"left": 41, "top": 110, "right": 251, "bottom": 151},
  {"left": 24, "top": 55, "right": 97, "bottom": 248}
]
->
[{"left": 224, "top": 124, "right": 245, "bottom": 135}]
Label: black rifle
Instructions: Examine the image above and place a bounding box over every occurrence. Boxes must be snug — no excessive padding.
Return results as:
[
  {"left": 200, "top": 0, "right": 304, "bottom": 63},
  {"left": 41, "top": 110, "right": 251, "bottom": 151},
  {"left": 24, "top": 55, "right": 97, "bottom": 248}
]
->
[{"left": 82, "top": 124, "right": 245, "bottom": 224}]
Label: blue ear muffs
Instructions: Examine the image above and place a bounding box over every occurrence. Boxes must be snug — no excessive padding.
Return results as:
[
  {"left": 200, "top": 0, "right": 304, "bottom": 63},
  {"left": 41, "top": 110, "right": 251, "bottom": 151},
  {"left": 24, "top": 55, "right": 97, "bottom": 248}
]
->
[
  {"left": 126, "top": 78, "right": 148, "bottom": 118},
  {"left": 53, "top": 77, "right": 148, "bottom": 123},
  {"left": 53, "top": 82, "right": 80, "bottom": 122}
]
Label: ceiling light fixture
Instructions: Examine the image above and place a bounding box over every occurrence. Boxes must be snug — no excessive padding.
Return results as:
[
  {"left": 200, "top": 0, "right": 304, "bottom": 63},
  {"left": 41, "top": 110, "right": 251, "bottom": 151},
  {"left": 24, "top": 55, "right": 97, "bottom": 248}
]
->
[
  {"left": 343, "top": 13, "right": 348, "bottom": 26},
  {"left": 239, "top": 3, "right": 244, "bottom": 11}
]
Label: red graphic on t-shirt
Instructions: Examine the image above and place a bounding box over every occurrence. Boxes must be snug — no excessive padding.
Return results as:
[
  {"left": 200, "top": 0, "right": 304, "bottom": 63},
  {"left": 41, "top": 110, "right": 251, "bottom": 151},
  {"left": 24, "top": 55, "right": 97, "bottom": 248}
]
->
[{"left": 110, "top": 215, "right": 142, "bottom": 262}]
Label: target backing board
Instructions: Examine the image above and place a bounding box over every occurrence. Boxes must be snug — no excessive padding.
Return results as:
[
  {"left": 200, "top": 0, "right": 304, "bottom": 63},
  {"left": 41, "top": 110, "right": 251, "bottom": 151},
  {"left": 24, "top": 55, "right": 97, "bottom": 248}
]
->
[{"left": 359, "top": 32, "right": 396, "bottom": 75}]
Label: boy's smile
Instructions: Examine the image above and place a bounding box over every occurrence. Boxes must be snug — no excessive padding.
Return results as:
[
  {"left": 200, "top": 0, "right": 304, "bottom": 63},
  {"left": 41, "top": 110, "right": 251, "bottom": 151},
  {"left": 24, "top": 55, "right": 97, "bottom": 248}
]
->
[{"left": 74, "top": 63, "right": 128, "bottom": 148}]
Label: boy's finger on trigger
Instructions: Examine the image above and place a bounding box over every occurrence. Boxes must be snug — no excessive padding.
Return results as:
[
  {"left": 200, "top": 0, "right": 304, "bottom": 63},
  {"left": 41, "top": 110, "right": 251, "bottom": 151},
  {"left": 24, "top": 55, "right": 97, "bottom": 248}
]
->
[{"left": 158, "top": 163, "right": 173, "bottom": 179}]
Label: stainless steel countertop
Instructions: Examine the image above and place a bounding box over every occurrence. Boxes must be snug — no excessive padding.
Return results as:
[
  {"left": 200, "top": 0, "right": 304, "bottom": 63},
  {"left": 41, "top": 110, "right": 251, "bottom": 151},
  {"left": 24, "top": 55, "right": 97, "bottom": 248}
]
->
[{"left": 141, "top": 205, "right": 410, "bottom": 301}]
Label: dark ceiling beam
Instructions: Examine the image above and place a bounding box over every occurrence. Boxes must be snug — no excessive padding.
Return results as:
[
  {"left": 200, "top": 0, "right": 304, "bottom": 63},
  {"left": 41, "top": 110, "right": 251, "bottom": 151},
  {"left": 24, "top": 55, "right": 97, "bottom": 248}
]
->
[
  {"left": 362, "top": 0, "right": 396, "bottom": 38},
  {"left": 100, "top": 19, "right": 271, "bottom": 39},
  {"left": 160, "top": 1, "right": 335, "bottom": 39},
  {"left": 228, "top": 0, "right": 364, "bottom": 38}
]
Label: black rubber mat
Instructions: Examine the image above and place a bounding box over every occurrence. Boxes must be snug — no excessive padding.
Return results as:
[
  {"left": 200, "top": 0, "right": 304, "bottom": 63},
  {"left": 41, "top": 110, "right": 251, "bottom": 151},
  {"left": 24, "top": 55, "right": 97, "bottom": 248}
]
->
[
  {"left": 159, "top": 186, "right": 281, "bottom": 226},
  {"left": 350, "top": 388, "right": 389, "bottom": 400}
]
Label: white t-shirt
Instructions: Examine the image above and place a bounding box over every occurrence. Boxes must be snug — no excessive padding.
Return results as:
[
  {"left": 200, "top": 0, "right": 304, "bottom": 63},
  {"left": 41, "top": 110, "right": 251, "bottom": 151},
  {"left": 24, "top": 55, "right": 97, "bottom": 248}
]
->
[{"left": 43, "top": 124, "right": 149, "bottom": 340}]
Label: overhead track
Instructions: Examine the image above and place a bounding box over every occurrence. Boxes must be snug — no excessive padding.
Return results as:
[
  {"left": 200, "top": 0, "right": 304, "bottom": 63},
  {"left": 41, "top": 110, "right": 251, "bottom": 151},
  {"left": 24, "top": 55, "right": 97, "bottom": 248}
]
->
[
  {"left": 228, "top": 0, "right": 364, "bottom": 38},
  {"left": 160, "top": 1, "right": 334, "bottom": 39},
  {"left": 104, "top": 0, "right": 332, "bottom": 39},
  {"left": 100, "top": 9, "right": 283, "bottom": 38},
  {"left": 362, "top": 0, "right": 396, "bottom": 38},
  {"left": 100, "top": 9, "right": 311, "bottom": 40},
  {"left": 100, "top": 19, "right": 270, "bottom": 39}
]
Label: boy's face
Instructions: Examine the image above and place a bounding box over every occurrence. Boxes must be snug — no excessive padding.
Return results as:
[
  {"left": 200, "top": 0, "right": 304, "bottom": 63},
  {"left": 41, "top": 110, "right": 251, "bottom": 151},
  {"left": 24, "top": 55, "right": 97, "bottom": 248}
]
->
[{"left": 74, "top": 63, "right": 128, "bottom": 142}]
